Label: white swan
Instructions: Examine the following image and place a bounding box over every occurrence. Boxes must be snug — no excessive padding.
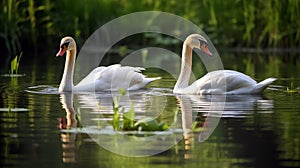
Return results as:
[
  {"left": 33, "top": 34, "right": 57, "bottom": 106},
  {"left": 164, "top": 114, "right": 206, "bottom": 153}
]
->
[
  {"left": 173, "top": 34, "right": 276, "bottom": 94},
  {"left": 56, "top": 36, "right": 160, "bottom": 92}
]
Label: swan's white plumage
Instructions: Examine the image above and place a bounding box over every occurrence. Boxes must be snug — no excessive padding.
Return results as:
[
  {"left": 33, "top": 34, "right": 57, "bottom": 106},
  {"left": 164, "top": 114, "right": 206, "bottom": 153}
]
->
[
  {"left": 175, "top": 70, "right": 276, "bottom": 95},
  {"left": 74, "top": 64, "right": 160, "bottom": 91},
  {"left": 195, "top": 70, "right": 276, "bottom": 94},
  {"left": 173, "top": 34, "right": 276, "bottom": 94}
]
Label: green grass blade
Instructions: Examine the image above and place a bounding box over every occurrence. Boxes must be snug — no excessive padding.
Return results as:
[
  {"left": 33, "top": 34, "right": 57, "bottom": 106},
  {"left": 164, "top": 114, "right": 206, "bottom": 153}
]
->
[{"left": 10, "top": 56, "right": 18, "bottom": 74}]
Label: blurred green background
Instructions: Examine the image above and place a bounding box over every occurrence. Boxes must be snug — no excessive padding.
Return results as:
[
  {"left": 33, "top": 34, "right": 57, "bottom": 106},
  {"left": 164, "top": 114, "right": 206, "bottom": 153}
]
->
[
  {"left": 1, "top": 0, "right": 300, "bottom": 58},
  {"left": 1, "top": 1, "right": 300, "bottom": 167}
]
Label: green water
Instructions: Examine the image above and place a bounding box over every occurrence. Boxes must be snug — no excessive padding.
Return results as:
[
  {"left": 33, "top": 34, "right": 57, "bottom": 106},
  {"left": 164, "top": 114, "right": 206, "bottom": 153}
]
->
[{"left": 1, "top": 52, "right": 300, "bottom": 168}]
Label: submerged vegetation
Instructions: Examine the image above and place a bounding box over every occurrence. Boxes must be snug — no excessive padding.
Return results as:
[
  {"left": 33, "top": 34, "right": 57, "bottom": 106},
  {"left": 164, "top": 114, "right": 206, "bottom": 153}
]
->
[{"left": 1, "top": 0, "right": 300, "bottom": 59}]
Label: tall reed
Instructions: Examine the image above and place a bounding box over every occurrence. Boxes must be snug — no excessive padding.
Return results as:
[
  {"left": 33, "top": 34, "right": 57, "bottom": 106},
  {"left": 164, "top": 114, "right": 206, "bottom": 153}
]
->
[
  {"left": 27, "top": 0, "right": 37, "bottom": 47},
  {"left": 0, "top": 0, "right": 23, "bottom": 57},
  {"left": 1, "top": 0, "right": 300, "bottom": 59}
]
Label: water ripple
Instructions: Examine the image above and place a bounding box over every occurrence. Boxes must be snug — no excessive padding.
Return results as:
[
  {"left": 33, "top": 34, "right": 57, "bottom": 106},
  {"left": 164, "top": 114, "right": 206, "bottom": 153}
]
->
[{"left": 25, "top": 85, "right": 59, "bottom": 94}]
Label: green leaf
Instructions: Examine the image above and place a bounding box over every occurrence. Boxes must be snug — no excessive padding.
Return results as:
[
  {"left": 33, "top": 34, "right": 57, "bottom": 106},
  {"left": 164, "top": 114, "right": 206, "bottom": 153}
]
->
[
  {"left": 191, "top": 121, "right": 205, "bottom": 132},
  {"left": 134, "top": 117, "right": 160, "bottom": 131},
  {"left": 158, "top": 122, "right": 169, "bottom": 131},
  {"left": 10, "top": 52, "right": 22, "bottom": 75},
  {"left": 112, "top": 98, "right": 121, "bottom": 131},
  {"left": 118, "top": 88, "right": 126, "bottom": 95},
  {"left": 112, "top": 108, "right": 120, "bottom": 131},
  {"left": 10, "top": 55, "right": 18, "bottom": 74},
  {"left": 123, "top": 103, "right": 135, "bottom": 130}
]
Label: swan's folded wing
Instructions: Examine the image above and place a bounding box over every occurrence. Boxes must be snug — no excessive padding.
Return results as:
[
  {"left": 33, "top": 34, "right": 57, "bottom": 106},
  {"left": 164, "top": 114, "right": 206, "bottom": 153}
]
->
[
  {"left": 191, "top": 70, "right": 258, "bottom": 94},
  {"left": 76, "top": 66, "right": 106, "bottom": 86},
  {"left": 75, "top": 64, "right": 159, "bottom": 91},
  {"left": 94, "top": 64, "right": 146, "bottom": 90}
]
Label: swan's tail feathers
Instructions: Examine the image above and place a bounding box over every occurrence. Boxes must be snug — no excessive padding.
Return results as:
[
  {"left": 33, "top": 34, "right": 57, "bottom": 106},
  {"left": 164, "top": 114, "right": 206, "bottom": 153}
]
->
[
  {"left": 144, "top": 77, "right": 162, "bottom": 83},
  {"left": 142, "top": 77, "right": 161, "bottom": 87},
  {"left": 253, "top": 78, "right": 277, "bottom": 94},
  {"left": 129, "top": 77, "right": 161, "bottom": 90}
]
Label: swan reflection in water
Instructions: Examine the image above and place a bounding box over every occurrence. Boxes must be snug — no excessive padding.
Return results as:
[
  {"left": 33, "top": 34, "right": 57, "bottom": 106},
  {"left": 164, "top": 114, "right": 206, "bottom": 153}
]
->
[
  {"left": 176, "top": 94, "right": 274, "bottom": 159},
  {"left": 58, "top": 91, "right": 274, "bottom": 159},
  {"left": 58, "top": 93, "right": 78, "bottom": 163},
  {"left": 58, "top": 90, "right": 172, "bottom": 158}
]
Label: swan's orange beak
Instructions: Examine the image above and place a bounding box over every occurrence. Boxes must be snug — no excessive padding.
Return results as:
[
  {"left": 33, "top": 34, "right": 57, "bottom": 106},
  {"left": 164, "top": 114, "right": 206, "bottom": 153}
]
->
[
  {"left": 200, "top": 44, "right": 212, "bottom": 56},
  {"left": 56, "top": 46, "right": 67, "bottom": 57},
  {"left": 203, "top": 48, "right": 212, "bottom": 56}
]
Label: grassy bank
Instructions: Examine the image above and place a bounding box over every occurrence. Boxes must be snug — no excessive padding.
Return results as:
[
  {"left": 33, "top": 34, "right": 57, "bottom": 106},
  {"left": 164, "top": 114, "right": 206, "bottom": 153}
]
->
[{"left": 1, "top": 0, "right": 300, "bottom": 58}]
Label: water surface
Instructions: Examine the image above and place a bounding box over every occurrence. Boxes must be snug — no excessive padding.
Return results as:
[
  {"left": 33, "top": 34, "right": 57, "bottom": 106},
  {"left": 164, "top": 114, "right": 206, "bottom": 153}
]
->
[{"left": 1, "top": 52, "right": 300, "bottom": 167}]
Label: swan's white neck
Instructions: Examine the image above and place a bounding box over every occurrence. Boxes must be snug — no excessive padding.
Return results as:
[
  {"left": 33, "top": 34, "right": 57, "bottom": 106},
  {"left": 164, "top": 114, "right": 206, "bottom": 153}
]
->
[
  {"left": 174, "top": 42, "right": 193, "bottom": 91},
  {"left": 59, "top": 49, "right": 76, "bottom": 92}
]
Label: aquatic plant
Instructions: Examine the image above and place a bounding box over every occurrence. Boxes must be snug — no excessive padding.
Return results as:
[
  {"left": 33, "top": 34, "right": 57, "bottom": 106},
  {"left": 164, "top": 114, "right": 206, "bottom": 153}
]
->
[
  {"left": 9, "top": 52, "right": 22, "bottom": 75},
  {"left": 134, "top": 117, "right": 168, "bottom": 131},
  {"left": 191, "top": 121, "right": 205, "bottom": 133},
  {"left": 286, "top": 83, "right": 300, "bottom": 93},
  {"left": 111, "top": 89, "right": 168, "bottom": 131},
  {"left": 111, "top": 89, "right": 125, "bottom": 131}
]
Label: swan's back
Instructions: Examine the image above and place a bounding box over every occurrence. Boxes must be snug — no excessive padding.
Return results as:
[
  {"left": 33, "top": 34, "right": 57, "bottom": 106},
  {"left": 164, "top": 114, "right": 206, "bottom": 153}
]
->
[
  {"left": 75, "top": 64, "right": 160, "bottom": 91},
  {"left": 188, "top": 70, "right": 275, "bottom": 94},
  {"left": 95, "top": 64, "right": 145, "bottom": 91}
]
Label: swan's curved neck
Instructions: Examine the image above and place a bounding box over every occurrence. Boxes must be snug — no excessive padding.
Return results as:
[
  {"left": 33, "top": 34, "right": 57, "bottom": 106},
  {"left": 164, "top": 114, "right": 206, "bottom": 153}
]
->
[
  {"left": 59, "top": 49, "right": 76, "bottom": 92},
  {"left": 174, "top": 42, "right": 193, "bottom": 90}
]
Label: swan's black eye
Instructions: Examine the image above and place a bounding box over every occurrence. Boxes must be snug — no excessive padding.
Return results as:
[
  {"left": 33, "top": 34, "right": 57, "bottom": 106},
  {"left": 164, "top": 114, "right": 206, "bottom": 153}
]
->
[
  {"left": 60, "top": 42, "right": 70, "bottom": 49},
  {"left": 199, "top": 39, "right": 208, "bottom": 47}
]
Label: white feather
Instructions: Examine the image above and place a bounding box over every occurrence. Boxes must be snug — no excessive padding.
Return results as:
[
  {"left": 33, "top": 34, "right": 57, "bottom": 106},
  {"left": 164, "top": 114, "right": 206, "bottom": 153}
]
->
[
  {"left": 74, "top": 64, "right": 160, "bottom": 91},
  {"left": 175, "top": 70, "right": 276, "bottom": 94}
]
